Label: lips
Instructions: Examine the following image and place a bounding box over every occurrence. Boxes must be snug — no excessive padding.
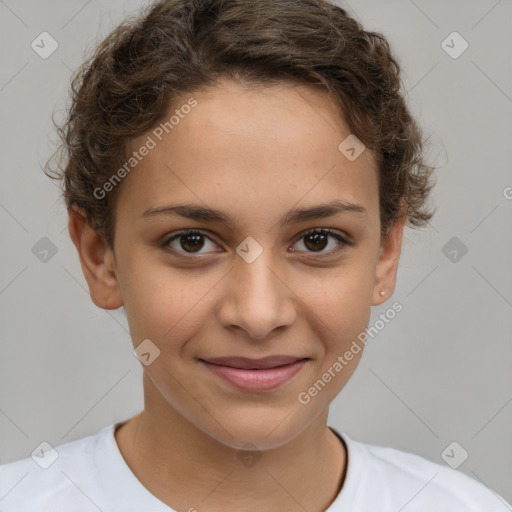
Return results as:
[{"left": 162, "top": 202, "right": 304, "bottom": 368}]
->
[
  {"left": 198, "top": 356, "right": 309, "bottom": 391},
  {"left": 200, "top": 355, "right": 306, "bottom": 369}
]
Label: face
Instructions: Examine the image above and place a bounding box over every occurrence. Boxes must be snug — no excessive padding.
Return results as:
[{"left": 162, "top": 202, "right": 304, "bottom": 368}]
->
[{"left": 71, "top": 79, "right": 404, "bottom": 450}]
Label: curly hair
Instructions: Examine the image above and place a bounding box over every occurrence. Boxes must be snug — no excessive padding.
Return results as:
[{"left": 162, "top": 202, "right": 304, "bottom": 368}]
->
[{"left": 45, "top": 0, "right": 437, "bottom": 250}]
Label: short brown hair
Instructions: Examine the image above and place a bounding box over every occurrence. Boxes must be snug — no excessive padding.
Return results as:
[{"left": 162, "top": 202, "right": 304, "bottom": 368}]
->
[{"left": 45, "top": 0, "right": 437, "bottom": 249}]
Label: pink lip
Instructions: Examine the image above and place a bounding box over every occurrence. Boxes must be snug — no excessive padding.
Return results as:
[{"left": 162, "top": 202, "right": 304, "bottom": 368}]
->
[{"left": 199, "top": 358, "right": 308, "bottom": 391}]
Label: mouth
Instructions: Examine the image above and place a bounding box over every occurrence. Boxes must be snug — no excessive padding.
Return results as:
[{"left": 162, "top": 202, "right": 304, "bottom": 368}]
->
[{"left": 198, "top": 356, "right": 310, "bottom": 391}]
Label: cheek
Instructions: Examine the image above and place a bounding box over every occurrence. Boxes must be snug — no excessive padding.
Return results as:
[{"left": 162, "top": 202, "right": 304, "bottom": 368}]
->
[
  {"left": 120, "top": 259, "right": 218, "bottom": 351},
  {"left": 304, "top": 258, "right": 375, "bottom": 339},
  {"left": 303, "top": 276, "right": 372, "bottom": 402}
]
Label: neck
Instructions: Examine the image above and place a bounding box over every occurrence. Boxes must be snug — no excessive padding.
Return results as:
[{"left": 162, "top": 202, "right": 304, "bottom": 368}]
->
[{"left": 115, "top": 378, "right": 347, "bottom": 512}]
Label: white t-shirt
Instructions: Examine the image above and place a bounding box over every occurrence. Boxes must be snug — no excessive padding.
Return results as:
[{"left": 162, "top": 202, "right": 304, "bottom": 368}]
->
[{"left": 0, "top": 421, "right": 510, "bottom": 512}]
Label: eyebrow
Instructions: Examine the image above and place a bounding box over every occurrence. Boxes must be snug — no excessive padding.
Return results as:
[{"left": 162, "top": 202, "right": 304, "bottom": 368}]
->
[{"left": 141, "top": 199, "right": 367, "bottom": 227}]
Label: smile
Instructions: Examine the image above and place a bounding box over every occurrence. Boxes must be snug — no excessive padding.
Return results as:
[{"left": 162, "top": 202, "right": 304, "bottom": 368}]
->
[{"left": 198, "top": 358, "right": 309, "bottom": 391}]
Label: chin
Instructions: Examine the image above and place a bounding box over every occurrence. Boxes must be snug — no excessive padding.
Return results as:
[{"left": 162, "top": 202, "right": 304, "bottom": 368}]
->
[{"left": 201, "top": 407, "right": 313, "bottom": 451}]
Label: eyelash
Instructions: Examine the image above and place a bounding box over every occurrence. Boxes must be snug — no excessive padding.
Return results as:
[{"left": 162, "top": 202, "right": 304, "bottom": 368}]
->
[{"left": 160, "top": 228, "right": 353, "bottom": 259}]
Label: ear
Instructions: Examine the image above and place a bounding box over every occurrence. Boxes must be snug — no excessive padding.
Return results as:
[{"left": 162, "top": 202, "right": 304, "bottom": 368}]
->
[
  {"left": 371, "top": 213, "right": 406, "bottom": 306},
  {"left": 67, "top": 206, "right": 123, "bottom": 310}
]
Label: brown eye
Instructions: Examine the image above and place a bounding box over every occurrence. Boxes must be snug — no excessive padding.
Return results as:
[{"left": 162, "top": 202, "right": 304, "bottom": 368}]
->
[
  {"left": 292, "top": 228, "right": 351, "bottom": 254},
  {"left": 163, "top": 230, "right": 219, "bottom": 255},
  {"left": 303, "top": 231, "right": 329, "bottom": 251},
  {"left": 178, "top": 232, "right": 205, "bottom": 252}
]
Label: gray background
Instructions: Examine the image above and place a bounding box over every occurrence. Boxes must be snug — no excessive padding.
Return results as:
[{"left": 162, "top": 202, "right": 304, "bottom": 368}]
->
[{"left": 0, "top": 0, "right": 511, "bottom": 506}]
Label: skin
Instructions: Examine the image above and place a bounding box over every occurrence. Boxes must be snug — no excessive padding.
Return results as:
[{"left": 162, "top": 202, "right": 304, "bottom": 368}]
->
[{"left": 68, "top": 79, "right": 405, "bottom": 512}]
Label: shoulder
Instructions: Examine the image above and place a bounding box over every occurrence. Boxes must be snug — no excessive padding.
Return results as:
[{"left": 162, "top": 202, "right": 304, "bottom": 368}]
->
[
  {"left": 334, "top": 429, "right": 511, "bottom": 511},
  {"left": 0, "top": 425, "right": 111, "bottom": 512}
]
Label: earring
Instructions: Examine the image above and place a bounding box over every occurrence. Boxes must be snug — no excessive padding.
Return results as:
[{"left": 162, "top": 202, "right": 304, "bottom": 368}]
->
[{"left": 379, "top": 291, "right": 385, "bottom": 296}]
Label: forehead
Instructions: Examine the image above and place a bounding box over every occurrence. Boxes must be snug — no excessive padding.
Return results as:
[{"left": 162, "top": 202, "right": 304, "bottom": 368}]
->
[{"left": 117, "top": 80, "right": 379, "bottom": 226}]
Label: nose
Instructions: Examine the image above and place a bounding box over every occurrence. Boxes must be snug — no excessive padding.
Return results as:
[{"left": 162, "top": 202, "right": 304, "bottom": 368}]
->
[{"left": 216, "top": 248, "right": 297, "bottom": 340}]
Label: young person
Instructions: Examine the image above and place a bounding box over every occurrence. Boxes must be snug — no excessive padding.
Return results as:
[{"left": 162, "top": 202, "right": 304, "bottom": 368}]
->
[{"left": 1, "top": 0, "right": 509, "bottom": 510}]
